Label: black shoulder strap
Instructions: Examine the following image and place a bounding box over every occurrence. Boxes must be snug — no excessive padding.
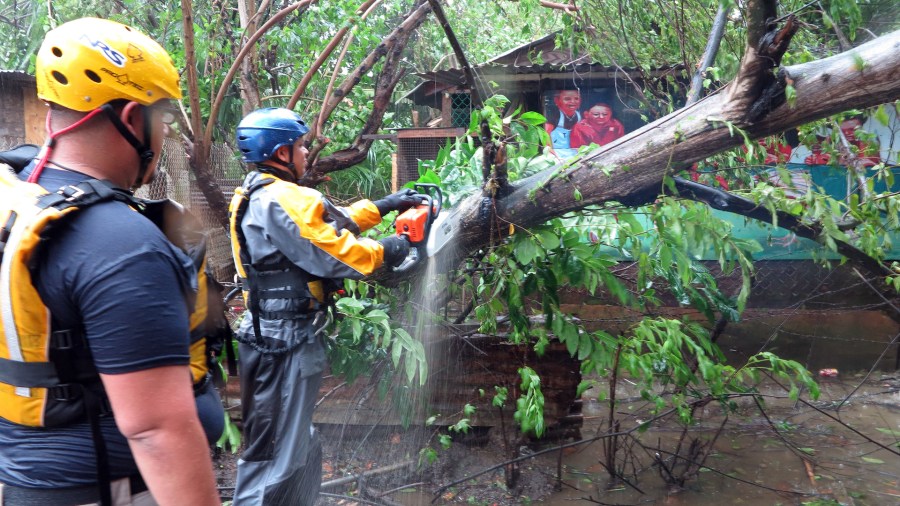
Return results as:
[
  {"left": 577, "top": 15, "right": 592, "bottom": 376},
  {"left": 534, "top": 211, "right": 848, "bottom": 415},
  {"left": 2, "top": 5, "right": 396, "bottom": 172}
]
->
[
  {"left": 36, "top": 178, "right": 139, "bottom": 212},
  {"left": 0, "top": 144, "right": 39, "bottom": 174},
  {"left": 233, "top": 176, "right": 277, "bottom": 342},
  {"left": 7, "top": 175, "right": 127, "bottom": 506}
]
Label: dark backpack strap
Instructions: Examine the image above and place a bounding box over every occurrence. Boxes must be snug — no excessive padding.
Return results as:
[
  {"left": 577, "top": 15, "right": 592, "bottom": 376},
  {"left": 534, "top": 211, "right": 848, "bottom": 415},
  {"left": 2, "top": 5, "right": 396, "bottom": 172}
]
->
[
  {"left": 35, "top": 178, "right": 138, "bottom": 212},
  {"left": 24, "top": 177, "right": 132, "bottom": 506},
  {"left": 222, "top": 285, "right": 242, "bottom": 377},
  {"left": 232, "top": 177, "right": 277, "bottom": 343},
  {"left": 81, "top": 385, "right": 113, "bottom": 506},
  {"left": 0, "top": 144, "right": 40, "bottom": 173}
]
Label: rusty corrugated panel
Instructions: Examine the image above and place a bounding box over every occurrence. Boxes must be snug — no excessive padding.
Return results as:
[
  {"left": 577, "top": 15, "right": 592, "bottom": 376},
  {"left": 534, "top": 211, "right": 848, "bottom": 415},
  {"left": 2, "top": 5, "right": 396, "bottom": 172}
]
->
[{"left": 0, "top": 70, "right": 35, "bottom": 84}]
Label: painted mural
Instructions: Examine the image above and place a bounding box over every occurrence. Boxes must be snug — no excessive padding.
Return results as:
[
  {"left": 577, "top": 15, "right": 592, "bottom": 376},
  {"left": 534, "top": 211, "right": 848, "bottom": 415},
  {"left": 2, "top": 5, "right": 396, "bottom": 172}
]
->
[{"left": 542, "top": 89, "right": 638, "bottom": 158}]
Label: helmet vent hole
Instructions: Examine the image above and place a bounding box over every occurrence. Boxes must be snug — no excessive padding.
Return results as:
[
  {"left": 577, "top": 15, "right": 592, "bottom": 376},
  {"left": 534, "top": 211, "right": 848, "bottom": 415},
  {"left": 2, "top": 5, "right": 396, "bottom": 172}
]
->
[
  {"left": 84, "top": 70, "right": 101, "bottom": 83},
  {"left": 51, "top": 71, "right": 68, "bottom": 85},
  {"left": 51, "top": 47, "right": 63, "bottom": 58}
]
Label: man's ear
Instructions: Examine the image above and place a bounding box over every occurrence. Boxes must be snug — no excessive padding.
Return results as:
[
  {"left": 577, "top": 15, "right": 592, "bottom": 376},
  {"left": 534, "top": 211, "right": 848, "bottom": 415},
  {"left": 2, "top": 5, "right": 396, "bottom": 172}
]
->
[
  {"left": 120, "top": 101, "right": 144, "bottom": 138},
  {"left": 273, "top": 145, "right": 292, "bottom": 163}
]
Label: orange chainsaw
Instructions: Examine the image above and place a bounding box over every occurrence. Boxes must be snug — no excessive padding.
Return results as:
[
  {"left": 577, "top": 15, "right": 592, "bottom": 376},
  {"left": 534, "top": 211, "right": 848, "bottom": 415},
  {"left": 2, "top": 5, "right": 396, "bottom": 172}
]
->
[{"left": 393, "top": 183, "right": 443, "bottom": 272}]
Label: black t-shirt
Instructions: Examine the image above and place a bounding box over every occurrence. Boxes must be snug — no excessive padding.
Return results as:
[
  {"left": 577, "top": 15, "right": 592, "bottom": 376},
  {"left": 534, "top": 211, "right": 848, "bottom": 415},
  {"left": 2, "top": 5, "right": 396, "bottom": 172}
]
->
[{"left": 0, "top": 167, "right": 198, "bottom": 488}]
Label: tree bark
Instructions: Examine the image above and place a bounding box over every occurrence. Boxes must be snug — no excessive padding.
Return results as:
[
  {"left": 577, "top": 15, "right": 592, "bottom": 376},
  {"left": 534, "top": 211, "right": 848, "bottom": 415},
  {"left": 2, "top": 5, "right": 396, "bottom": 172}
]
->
[
  {"left": 305, "top": 1, "right": 432, "bottom": 177},
  {"left": 179, "top": 0, "right": 231, "bottom": 229},
  {"left": 237, "top": 0, "right": 264, "bottom": 114},
  {"left": 686, "top": 4, "right": 728, "bottom": 106},
  {"left": 426, "top": 0, "right": 483, "bottom": 108}
]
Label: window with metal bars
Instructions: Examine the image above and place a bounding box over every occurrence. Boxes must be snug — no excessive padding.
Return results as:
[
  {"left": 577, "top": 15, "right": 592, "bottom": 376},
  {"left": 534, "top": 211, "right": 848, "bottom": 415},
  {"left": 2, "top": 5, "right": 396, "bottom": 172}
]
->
[{"left": 450, "top": 93, "right": 471, "bottom": 128}]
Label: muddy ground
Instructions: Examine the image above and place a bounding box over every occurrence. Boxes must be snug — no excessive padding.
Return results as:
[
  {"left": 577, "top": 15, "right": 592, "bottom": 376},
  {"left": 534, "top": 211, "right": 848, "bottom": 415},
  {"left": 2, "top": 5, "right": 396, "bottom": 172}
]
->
[
  {"left": 214, "top": 422, "right": 563, "bottom": 505},
  {"left": 214, "top": 371, "right": 900, "bottom": 506}
]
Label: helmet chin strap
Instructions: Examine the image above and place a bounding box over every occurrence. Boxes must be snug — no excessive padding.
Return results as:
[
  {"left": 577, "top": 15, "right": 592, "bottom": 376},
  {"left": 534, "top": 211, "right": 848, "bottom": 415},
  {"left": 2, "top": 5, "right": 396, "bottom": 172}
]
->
[
  {"left": 28, "top": 107, "right": 106, "bottom": 183},
  {"left": 258, "top": 146, "right": 298, "bottom": 182},
  {"left": 101, "top": 103, "right": 154, "bottom": 191}
]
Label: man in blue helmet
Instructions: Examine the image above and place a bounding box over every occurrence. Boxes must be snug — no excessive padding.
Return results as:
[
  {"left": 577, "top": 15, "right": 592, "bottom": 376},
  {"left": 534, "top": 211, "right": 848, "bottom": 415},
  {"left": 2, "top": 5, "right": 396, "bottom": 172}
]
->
[{"left": 228, "top": 107, "right": 423, "bottom": 505}]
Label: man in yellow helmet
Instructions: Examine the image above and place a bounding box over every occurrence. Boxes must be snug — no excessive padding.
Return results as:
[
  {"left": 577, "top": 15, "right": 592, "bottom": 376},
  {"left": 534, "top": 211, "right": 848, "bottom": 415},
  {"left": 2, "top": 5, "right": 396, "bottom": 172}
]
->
[{"left": 0, "top": 18, "right": 221, "bottom": 506}]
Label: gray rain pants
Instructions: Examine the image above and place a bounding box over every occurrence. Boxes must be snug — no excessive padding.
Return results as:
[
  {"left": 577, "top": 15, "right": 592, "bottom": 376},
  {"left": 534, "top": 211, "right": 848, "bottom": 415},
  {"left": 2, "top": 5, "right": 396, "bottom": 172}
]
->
[{"left": 232, "top": 338, "right": 324, "bottom": 506}]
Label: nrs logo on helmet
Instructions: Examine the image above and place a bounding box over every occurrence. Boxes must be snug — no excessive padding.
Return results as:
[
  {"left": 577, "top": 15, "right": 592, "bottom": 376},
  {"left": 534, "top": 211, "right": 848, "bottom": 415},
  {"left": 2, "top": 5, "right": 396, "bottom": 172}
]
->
[{"left": 78, "top": 33, "right": 126, "bottom": 67}]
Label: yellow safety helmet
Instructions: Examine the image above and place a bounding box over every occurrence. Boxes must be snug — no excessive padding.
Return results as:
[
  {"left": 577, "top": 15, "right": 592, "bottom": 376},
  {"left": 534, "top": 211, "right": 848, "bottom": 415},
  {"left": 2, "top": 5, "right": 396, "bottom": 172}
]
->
[{"left": 36, "top": 17, "right": 182, "bottom": 112}]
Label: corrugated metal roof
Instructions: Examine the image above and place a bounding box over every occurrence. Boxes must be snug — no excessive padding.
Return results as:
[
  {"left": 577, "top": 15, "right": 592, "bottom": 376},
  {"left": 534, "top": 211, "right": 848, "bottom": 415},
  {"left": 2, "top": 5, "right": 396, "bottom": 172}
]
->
[
  {"left": 485, "top": 32, "right": 561, "bottom": 65},
  {"left": 400, "top": 32, "right": 682, "bottom": 105},
  {"left": 416, "top": 63, "right": 679, "bottom": 81},
  {"left": 402, "top": 64, "right": 682, "bottom": 105},
  {"left": 0, "top": 70, "right": 36, "bottom": 84}
]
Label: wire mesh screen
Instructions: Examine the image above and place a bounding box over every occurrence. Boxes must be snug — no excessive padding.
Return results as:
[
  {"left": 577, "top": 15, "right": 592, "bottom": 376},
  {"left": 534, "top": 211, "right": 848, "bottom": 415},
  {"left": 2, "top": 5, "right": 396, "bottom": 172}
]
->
[
  {"left": 137, "top": 138, "right": 244, "bottom": 282},
  {"left": 450, "top": 93, "right": 471, "bottom": 128},
  {"left": 561, "top": 259, "right": 900, "bottom": 370},
  {"left": 396, "top": 132, "right": 460, "bottom": 188}
]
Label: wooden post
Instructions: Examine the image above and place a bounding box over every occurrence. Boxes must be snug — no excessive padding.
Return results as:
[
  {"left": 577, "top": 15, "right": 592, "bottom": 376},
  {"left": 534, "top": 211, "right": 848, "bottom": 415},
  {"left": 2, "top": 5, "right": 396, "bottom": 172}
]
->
[
  {"left": 391, "top": 153, "right": 399, "bottom": 191},
  {"left": 441, "top": 93, "right": 452, "bottom": 127}
]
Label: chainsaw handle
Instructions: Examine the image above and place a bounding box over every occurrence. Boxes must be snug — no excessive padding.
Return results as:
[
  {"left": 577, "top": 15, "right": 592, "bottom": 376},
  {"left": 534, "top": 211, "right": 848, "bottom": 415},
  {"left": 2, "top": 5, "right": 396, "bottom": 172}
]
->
[
  {"left": 391, "top": 246, "right": 420, "bottom": 273},
  {"left": 413, "top": 183, "right": 442, "bottom": 220}
]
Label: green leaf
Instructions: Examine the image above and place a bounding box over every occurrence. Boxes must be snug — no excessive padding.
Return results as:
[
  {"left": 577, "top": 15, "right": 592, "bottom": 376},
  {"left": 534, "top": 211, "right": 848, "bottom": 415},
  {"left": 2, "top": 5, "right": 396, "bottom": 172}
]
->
[
  {"left": 514, "top": 239, "right": 540, "bottom": 265},
  {"left": 391, "top": 339, "right": 402, "bottom": 367},
  {"left": 519, "top": 111, "right": 547, "bottom": 126},
  {"left": 417, "top": 169, "right": 442, "bottom": 185},
  {"left": 405, "top": 351, "right": 417, "bottom": 383},
  {"left": 577, "top": 333, "right": 592, "bottom": 360},
  {"left": 785, "top": 84, "right": 796, "bottom": 108},
  {"left": 537, "top": 230, "right": 559, "bottom": 249},
  {"left": 875, "top": 427, "right": 900, "bottom": 437},
  {"left": 861, "top": 457, "right": 884, "bottom": 464},
  {"left": 874, "top": 105, "right": 890, "bottom": 126}
]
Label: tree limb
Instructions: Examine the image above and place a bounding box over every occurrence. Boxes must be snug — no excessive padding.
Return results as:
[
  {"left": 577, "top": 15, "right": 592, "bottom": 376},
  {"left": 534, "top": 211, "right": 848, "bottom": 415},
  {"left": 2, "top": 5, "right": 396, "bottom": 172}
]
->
[
  {"left": 426, "top": 0, "right": 483, "bottom": 108},
  {"left": 301, "top": 30, "right": 410, "bottom": 184},
  {"left": 179, "top": 0, "right": 231, "bottom": 229},
  {"left": 311, "top": 0, "right": 386, "bottom": 146},
  {"left": 305, "top": 1, "right": 432, "bottom": 176},
  {"left": 669, "top": 177, "right": 892, "bottom": 277},
  {"left": 286, "top": 0, "right": 382, "bottom": 111},
  {"left": 203, "top": 0, "right": 313, "bottom": 157},
  {"left": 686, "top": 3, "right": 728, "bottom": 105},
  {"left": 312, "top": 0, "right": 432, "bottom": 135}
]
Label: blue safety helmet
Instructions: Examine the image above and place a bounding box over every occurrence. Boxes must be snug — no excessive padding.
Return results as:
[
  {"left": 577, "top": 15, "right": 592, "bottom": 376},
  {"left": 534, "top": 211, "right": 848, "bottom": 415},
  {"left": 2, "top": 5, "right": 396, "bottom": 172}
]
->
[{"left": 235, "top": 107, "right": 310, "bottom": 163}]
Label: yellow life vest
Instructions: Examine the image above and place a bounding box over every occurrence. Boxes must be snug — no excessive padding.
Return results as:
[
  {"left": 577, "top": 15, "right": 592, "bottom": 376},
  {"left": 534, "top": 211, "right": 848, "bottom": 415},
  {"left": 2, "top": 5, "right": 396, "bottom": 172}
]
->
[
  {"left": 0, "top": 166, "right": 222, "bottom": 427},
  {"left": 228, "top": 176, "right": 331, "bottom": 348}
]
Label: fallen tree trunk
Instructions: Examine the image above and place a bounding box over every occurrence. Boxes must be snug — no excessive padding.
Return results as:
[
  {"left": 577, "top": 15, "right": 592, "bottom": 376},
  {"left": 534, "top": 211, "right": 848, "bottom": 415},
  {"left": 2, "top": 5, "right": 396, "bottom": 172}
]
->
[{"left": 429, "top": 27, "right": 900, "bottom": 276}]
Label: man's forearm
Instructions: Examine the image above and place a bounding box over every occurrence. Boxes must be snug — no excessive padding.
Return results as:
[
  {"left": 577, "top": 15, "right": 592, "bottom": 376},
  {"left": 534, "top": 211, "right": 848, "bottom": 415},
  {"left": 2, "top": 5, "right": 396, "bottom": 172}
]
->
[
  {"left": 102, "top": 366, "right": 222, "bottom": 506},
  {"left": 128, "top": 421, "right": 221, "bottom": 505}
]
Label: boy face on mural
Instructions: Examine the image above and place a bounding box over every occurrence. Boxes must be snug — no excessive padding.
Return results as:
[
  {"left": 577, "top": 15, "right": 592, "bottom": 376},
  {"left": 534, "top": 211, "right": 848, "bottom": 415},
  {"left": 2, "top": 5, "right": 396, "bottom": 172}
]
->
[
  {"left": 554, "top": 90, "right": 582, "bottom": 117},
  {"left": 839, "top": 118, "right": 863, "bottom": 142},
  {"left": 585, "top": 104, "right": 614, "bottom": 128}
]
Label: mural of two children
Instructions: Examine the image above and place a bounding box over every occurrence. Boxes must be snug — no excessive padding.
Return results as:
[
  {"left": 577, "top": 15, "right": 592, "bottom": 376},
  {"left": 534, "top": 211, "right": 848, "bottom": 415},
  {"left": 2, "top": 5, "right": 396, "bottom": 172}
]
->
[{"left": 544, "top": 89, "right": 625, "bottom": 158}]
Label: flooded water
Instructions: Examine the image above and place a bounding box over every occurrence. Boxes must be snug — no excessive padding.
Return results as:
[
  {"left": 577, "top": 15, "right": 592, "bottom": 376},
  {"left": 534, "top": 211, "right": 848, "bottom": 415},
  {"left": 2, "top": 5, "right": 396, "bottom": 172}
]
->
[
  {"left": 316, "top": 372, "right": 899, "bottom": 506},
  {"left": 547, "top": 374, "right": 900, "bottom": 505}
]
